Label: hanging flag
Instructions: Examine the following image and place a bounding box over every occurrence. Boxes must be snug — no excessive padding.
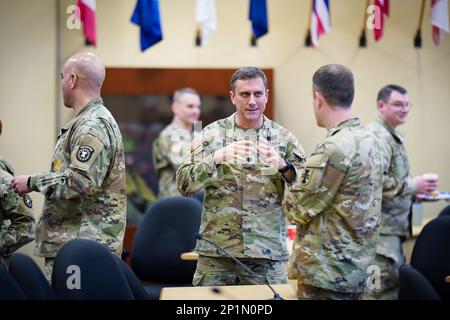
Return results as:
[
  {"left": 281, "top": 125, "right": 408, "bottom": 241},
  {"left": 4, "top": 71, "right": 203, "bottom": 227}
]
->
[
  {"left": 77, "top": 0, "right": 96, "bottom": 46},
  {"left": 374, "top": 0, "right": 389, "bottom": 41},
  {"left": 249, "top": 0, "right": 268, "bottom": 40},
  {"left": 131, "top": 0, "right": 163, "bottom": 51},
  {"left": 195, "top": 0, "right": 217, "bottom": 46},
  {"left": 431, "top": 0, "right": 449, "bottom": 46},
  {"left": 310, "top": 0, "right": 331, "bottom": 47}
]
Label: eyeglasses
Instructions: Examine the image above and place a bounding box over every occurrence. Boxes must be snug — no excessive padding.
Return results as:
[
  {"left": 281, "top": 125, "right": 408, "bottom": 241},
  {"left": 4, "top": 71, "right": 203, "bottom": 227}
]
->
[{"left": 386, "top": 101, "right": 413, "bottom": 109}]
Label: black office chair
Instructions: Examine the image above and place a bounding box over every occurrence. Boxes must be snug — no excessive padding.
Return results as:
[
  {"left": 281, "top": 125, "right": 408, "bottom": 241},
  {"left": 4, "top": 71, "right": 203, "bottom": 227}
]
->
[
  {"left": 131, "top": 196, "right": 202, "bottom": 299},
  {"left": 52, "top": 239, "right": 135, "bottom": 300},
  {"left": 114, "top": 256, "right": 149, "bottom": 300},
  {"left": 410, "top": 216, "right": 450, "bottom": 300},
  {"left": 398, "top": 264, "right": 440, "bottom": 300},
  {"left": 438, "top": 205, "right": 450, "bottom": 218},
  {"left": 0, "top": 264, "right": 26, "bottom": 300},
  {"left": 8, "top": 253, "right": 56, "bottom": 300}
]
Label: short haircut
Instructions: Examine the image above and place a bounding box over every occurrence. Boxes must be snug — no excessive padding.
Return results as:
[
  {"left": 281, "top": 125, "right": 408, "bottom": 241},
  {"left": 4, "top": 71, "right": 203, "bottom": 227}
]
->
[
  {"left": 230, "top": 67, "right": 268, "bottom": 92},
  {"left": 312, "top": 64, "right": 355, "bottom": 108},
  {"left": 377, "top": 84, "right": 407, "bottom": 103},
  {"left": 172, "top": 87, "right": 199, "bottom": 104}
]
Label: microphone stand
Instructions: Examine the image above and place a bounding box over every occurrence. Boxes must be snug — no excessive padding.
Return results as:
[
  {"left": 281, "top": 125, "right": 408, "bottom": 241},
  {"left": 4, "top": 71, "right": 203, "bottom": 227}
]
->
[{"left": 196, "top": 234, "right": 284, "bottom": 300}]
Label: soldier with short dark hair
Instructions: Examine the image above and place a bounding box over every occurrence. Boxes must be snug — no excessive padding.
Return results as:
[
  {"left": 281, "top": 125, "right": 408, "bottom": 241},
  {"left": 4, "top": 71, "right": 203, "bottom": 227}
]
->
[
  {"left": 12, "top": 52, "right": 126, "bottom": 281},
  {"left": 177, "top": 67, "right": 305, "bottom": 286},
  {"left": 284, "top": 64, "right": 384, "bottom": 300}
]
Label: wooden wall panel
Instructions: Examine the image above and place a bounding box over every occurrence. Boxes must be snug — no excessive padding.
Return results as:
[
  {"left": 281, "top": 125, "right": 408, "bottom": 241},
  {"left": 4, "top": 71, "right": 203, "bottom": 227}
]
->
[{"left": 102, "top": 68, "right": 274, "bottom": 119}]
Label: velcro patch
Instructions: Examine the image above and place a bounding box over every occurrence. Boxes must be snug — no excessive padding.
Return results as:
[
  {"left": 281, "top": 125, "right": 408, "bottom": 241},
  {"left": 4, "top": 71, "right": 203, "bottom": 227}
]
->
[{"left": 70, "top": 135, "right": 104, "bottom": 172}]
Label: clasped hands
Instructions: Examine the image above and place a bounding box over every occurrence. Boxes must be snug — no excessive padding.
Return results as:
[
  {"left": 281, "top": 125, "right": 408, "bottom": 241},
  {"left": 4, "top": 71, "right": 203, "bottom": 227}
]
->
[{"left": 213, "top": 139, "right": 286, "bottom": 170}]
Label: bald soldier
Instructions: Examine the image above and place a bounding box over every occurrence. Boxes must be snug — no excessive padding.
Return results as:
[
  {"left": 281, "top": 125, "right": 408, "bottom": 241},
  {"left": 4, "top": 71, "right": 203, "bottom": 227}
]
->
[
  {"left": 153, "top": 88, "right": 201, "bottom": 198},
  {"left": 177, "top": 67, "right": 305, "bottom": 286},
  {"left": 0, "top": 119, "right": 35, "bottom": 268},
  {"left": 284, "top": 64, "right": 383, "bottom": 300},
  {"left": 12, "top": 52, "right": 126, "bottom": 280}
]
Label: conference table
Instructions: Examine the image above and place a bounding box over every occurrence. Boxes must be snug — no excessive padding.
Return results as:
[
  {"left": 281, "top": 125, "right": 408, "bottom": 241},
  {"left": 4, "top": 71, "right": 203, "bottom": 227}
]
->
[{"left": 160, "top": 280, "right": 298, "bottom": 300}]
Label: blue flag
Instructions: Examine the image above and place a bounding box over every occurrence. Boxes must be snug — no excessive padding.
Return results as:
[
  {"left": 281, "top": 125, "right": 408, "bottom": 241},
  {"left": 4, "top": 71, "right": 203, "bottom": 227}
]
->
[
  {"left": 249, "top": 0, "right": 268, "bottom": 38},
  {"left": 131, "top": 0, "right": 163, "bottom": 51}
]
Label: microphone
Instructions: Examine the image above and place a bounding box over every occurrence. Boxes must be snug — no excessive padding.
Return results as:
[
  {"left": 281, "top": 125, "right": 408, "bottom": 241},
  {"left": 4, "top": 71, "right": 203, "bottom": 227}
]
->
[{"left": 195, "top": 233, "right": 284, "bottom": 300}]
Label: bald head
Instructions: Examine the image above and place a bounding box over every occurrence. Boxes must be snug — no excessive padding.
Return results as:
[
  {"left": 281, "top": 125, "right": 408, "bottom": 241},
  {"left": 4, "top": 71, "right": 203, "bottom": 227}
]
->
[
  {"left": 64, "top": 52, "right": 105, "bottom": 92},
  {"left": 61, "top": 52, "right": 106, "bottom": 110}
]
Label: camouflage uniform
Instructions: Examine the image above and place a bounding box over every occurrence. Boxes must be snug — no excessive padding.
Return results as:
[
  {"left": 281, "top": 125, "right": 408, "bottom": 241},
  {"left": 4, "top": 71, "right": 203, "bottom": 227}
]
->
[
  {"left": 365, "top": 118, "right": 417, "bottom": 300},
  {"left": 29, "top": 98, "right": 126, "bottom": 278},
  {"left": 177, "top": 113, "right": 305, "bottom": 286},
  {"left": 0, "top": 157, "right": 35, "bottom": 268},
  {"left": 153, "top": 121, "right": 193, "bottom": 198},
  {"left": 284, "top": 118, "right": 383, "bottom": 300}
]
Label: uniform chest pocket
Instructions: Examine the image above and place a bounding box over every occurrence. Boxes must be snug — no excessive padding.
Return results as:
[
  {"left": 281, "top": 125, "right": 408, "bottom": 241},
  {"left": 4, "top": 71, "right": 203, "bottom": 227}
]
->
[{"left": 298, "top": 153, "right": 327, "bottom": 193}]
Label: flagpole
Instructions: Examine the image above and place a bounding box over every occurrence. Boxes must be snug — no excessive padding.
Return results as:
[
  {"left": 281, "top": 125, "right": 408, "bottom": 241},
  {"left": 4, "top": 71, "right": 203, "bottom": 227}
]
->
[
  {"left": 359, "top": 0, "right": 371, "bottom": 47},
  {"left": 305, "top": 0, "right": 313, "bottom": 47},
  {"left": 414, "top": 0, "right": 427, "bottom": 48},
  {"left": 195, "top": 26, "right": 202, "bottom": 46}
]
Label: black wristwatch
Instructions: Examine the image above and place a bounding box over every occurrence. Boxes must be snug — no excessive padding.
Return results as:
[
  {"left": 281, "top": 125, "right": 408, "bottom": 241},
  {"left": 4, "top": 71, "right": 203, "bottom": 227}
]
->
[{"left": 278, "top": 160, "right": 293, "bottom": 174}]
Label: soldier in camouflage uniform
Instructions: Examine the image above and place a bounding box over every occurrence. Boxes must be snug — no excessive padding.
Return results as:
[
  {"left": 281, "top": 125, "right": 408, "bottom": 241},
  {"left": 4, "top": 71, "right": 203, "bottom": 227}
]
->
[
  {"left": 12, "top": 53, "right": 126, "bottom": 280},
  {"left": 153, "top": 88, "right": 201, "bottom": 198},
  {"left": 365, "top": 85, "right": 438, "bottom": 299},
  {"left": 0, "top": 120, "right": 35, "bottom": 268},
  {"left": 284, "top": 64, "right": 384, "bottom": 300},
  {"left": 177, "top": 67, "right": 305, "bottom": 286}
]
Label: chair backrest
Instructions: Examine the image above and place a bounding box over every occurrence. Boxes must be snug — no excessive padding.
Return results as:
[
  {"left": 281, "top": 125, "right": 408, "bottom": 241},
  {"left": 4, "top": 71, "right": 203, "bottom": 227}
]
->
[
  {"left": 8, "top": 253, "right": 56, "bottom": 300},
  {"left": 131, "top": 196, "right": 202, "bottom": 283},
  {"left": 52, "top": 239, "right": 134, "bottom": 300},
  {"left": 438, "top": 205, "right": 450, "bottom": 218},
  {"left": 398, "top": 264, "right": 441, "bottom": 300},
  {"left": 0, "top": 264, "right": 26, "bottom": 300},
  {"left": 114, "top": 256, "right": 149, "bottom": 300},
  {"left": 410, "top": 216, "right": 450, "bottom": 300}
]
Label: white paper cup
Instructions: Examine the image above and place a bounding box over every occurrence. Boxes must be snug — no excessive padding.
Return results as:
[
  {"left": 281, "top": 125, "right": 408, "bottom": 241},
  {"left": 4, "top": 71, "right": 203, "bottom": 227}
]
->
[{"left": 423, "top": 173, "right": 439, "bottom": 181}]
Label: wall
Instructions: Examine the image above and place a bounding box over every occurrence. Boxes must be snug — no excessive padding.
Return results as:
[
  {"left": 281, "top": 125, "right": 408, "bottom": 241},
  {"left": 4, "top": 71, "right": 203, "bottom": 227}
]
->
[{"left": 0, "top": 0, "right": 57, "bottom": 267}]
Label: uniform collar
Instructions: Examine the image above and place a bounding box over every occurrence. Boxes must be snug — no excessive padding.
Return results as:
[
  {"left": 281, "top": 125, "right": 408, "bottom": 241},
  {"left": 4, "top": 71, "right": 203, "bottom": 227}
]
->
[
  {"left": 327, "top": 117, "right": 360, "bottom": 137},
  {"left": 377, "top": 117, "right": 404, "bottom": 143},
  {"left": 226, "top": 112, "right": 271, "bottom": 130},
  {"left": 59, "top": 97, "right": 103, "bottom": 135}
]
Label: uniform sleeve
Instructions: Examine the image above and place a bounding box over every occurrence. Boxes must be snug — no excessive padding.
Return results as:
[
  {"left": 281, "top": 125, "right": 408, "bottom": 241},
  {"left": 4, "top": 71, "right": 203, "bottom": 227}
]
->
[
  {"left": 283, "top": 132, "right": 306, "bottom": 185},
  {"left": 0, "top": 182, "right": 35, "bottom": 256},
  {"left": 29, "top": 119, "right": 112, "bottom": 200},
  {"left": 381, "top": 142, "right": 417, "bottom": 199},
  {"left": 283, "top": 143, "right": 348, "bottom": 226},
  {"left": 176, "top": 126, "right": 219, "bottom": 196}
]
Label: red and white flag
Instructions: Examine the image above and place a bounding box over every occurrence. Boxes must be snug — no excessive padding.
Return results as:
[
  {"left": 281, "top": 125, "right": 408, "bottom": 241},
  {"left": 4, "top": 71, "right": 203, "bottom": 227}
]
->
[
  {"left": 310, "top": 0, "right": 331, "bottom": 47},
  {"left": 77, "top": 0, "right": 96, "bottom": 46},
  {"left": 431, "top": 0, "right": 449, "bottom": 46},
  {"left": 374, "top": 0, "right": 389, "bottom": 41}
]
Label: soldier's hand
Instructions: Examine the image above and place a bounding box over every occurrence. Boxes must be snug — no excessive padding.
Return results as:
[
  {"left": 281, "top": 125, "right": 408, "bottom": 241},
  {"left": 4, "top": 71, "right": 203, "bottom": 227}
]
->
[
  {"left": 256, "top": 139, "right": 286, "bottom": 170},
  {"left": 213, "top": 140, "right": 254, "bottom": 165},
  {"left": 11, "top": 175, "right": 31, "bottom": 196},
  {"left": 414, "top": 175, "right": 438, "bottom": 195}
]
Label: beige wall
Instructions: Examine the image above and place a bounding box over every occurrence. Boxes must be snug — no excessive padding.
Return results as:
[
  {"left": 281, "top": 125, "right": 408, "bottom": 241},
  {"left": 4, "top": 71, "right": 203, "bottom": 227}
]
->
[
  {"left": 1, "top": 0, "right": 449, "bottom": 266},
  {"left": 0, "top": 0, "right": 57, "bottom": 266}
]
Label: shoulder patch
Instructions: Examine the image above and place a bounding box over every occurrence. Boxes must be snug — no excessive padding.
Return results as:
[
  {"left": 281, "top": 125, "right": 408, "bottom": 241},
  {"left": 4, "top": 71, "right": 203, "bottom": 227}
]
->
[
  {"left": 301, "top": 168, "right": 312, "bottom": 185},
  {"left": 23, "top": 195, "right": 33, "bottom": 208},
  {"left": 76, "top": 146, "right": 94, "bottom": 162}
]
